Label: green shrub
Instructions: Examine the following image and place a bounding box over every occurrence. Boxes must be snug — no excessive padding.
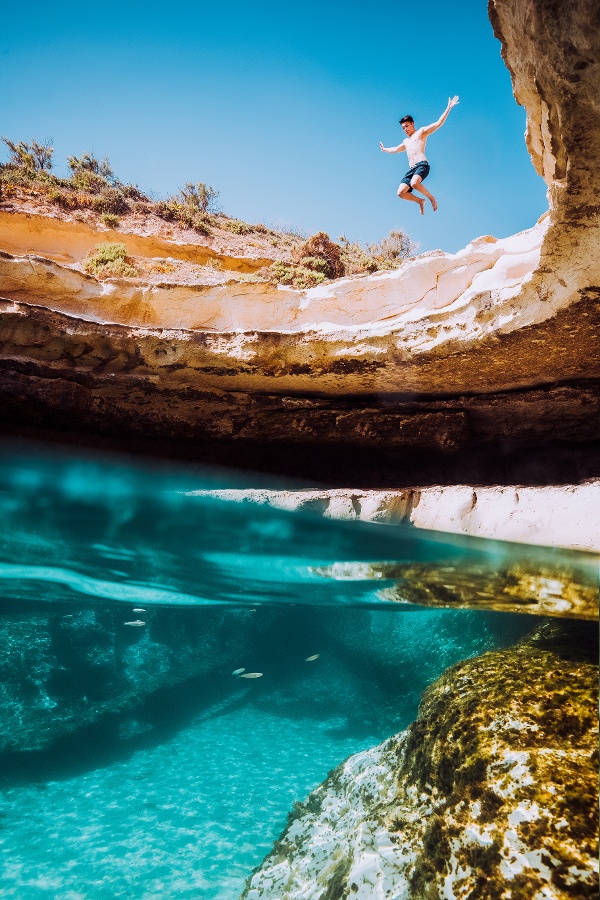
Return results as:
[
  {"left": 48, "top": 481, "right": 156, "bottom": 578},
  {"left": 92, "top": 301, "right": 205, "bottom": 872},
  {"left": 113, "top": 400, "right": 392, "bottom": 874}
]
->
[
  {"left": 368, "top": 229, "right": 416, "bottom": 266},
  {"left": 35, "top": 170, "right": 63, "bottom": 187},
  {"left": 224, "top": 219, "right": 253, "bottom": 235},
  {"left": 84, "top": 242, "right": 138, "bottom": 278},
  {"left": 70, "top": 168, "right": 108, "bottom": 194},
  {"left": 269, "top": 261, "right": 325, "bottom": 289},
  {"left": 155, "top": 181, "right": 219, "bottom": 233},
  {"left": 46, "top": 187, "right": 77, "bottom": 209},
  {"left": 65, "top": 153, "right": 130, "bottom": 215},
  {"left": 339, "top": 229, "right": 417, "bottom": 275},
  {"left": 193, "top": 219, "right": 211, "bottom": 235},
  {"left": 358, "top": 254, "right": 379, "bottom": 273},
  {"left": 121, "top": 183, "right": 148, "bottom": 201},
  {"left": 100, "top": 213, "right": 119, "bottom": 228},
  {"left": 90, "top": 188, "right": 129, "bottom": 215},
  {"left": 155, "top": 198, "right": 210, "bottom": 234},
  {"left": 177, "top": 182, "right": 220, "bottom": 214},
  {"left": 299, "top": 255, "right": 331, "bottom": 276},
  {"left": 68, "top": 152, "right": 114, "bottom": 183},
  {"left": 155, "top": 199, "right": 178, "bottom": 222},
  {"left": 1, "top": 137, "right": 54, "bottom": 172}
]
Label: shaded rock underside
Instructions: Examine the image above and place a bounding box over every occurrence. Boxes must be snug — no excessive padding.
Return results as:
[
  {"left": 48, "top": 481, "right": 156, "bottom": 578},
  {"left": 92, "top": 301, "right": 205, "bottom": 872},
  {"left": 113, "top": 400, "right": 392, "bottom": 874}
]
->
[{"left": 0, "top": 289, "right": 598, "bottom": 485}]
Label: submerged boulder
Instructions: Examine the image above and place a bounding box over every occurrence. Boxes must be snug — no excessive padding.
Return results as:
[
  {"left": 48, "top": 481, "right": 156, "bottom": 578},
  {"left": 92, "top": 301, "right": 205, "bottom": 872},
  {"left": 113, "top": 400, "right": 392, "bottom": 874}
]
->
[
  {"left": 0, "top": 605, "right": 269, "bottom": 753},
  {"left": 242, "top": 621, "right": 599, "bottom": 899}
]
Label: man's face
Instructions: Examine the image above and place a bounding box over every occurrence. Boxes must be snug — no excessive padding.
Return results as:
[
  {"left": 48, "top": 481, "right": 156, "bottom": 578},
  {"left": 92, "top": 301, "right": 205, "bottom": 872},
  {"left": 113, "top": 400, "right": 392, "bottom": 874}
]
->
[{"left": 401, "top": 121, "right": 415, "bottom": 136}]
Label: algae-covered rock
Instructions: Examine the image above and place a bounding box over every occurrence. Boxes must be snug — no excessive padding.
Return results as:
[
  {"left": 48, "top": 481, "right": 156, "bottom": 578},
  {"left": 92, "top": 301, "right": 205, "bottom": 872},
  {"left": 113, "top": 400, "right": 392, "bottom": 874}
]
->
[{"left": 242, "top": 621, "right": 598, "bottom": 899}]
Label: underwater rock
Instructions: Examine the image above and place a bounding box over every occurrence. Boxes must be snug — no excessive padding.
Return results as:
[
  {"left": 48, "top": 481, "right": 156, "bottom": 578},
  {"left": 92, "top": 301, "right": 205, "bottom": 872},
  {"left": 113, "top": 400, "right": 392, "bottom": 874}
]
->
[
  {"left": 315, "top": 556, "right": 598, "bottom": 622},
  {"left": 187, "top": 483, "right": 600, "bottom": 553},
  {"left": 242, "top": 621, "right": 599, "bottom": 899},
  {"left": 0, "top": 606, "right": 278, "bottom": 753}
]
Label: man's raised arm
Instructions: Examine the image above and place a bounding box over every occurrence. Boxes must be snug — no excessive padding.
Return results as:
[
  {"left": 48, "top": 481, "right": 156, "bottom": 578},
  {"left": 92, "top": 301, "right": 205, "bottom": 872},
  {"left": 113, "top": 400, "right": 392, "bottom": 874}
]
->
[
  {"left": 422, "top": 96, "right": 459, "bottom": 136},
  {"left": 379, "top": 141, "right": 405, "bottom": 154}
]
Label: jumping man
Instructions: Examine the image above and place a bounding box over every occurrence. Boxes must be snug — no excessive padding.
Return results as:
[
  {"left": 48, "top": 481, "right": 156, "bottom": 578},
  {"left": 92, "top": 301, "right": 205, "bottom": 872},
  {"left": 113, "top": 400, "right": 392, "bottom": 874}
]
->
[{"left": 379, "top": 96, "right": 459, "bottom": 214}]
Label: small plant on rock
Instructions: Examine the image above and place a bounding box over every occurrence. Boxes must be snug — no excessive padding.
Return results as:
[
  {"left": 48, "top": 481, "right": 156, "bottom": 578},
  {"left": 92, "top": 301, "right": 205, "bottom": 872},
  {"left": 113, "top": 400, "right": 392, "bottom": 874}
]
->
[
  {"left": 100, "top": 212, "right": 119, "bottom": 228},
  {"left": 84, "top": 242, "right": 138, "bottom": 279},
  {"left": 65, "top": 152, "right": 131, "bottom": 216},
  {"left": 178, "top": 182, "right": 220, "bottom": 214},
  {"left": 339, "top": 228, "right": 417, "bottom": 275},
  {"left": 269, "top": 261, "right": 326, "bottom": 289},
  {"left": 68, "top": 152, "right": 114, "bottom": 184},
  {"left": 368, "top": 229, "right": 416, "bottom": 266},
  {"left": 90, "top": 188, "right": 129, "bottom": 215},
  {"left": 224, "top": 219, "right": 253, "bottom": 235},
  {"left": 121, "top": 183, "right": 148, "bottom": 201},
  {"left": 156, "top": 181, "right": 218, "bottom": 234},
  {"left": 46, "top": 187, "right": 77, "bottom": 209}
]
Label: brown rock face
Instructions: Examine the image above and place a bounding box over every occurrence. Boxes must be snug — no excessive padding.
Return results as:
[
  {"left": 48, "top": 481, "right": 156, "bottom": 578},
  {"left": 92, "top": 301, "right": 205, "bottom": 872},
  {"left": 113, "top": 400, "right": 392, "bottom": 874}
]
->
[
  {"left": 0, "top": 0, "right": 599, "bottom": 481},
  {"left": 487, "top": 0, "right": 600, "bottom": 350}
]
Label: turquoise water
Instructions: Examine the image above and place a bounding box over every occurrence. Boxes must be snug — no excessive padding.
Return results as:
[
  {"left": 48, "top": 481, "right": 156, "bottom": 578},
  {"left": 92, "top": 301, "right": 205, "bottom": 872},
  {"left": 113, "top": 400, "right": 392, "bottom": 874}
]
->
[{"left": 0, "top": 442, "right": 579, "bottom": 898}]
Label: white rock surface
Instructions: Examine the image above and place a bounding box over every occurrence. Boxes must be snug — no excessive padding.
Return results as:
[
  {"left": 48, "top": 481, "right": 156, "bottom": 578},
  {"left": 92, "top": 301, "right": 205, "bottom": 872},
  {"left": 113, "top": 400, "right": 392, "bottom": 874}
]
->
[
  {"left": 187, "top": 480, "right": 600, "bottom": 553},
  {"left": 0, "top": 218, "right": 547, "bottom": 336},
  {"left": 243, "top": 736, "right": 418, "bottom": 900}
]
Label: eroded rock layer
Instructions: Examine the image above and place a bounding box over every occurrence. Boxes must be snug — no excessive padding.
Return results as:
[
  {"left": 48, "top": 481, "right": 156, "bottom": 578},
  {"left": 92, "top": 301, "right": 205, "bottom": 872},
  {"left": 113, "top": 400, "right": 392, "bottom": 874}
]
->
[
  {"left": 188, "top": 482, "right": 600, "bottom": 552},
  {"left": 243, "top": 622, "right": 599, "bottom": 900}
]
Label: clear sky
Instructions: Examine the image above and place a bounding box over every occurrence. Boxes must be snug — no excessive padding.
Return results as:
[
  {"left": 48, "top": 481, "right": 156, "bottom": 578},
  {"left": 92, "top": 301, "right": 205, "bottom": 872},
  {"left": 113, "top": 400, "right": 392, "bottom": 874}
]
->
[{"left": 0, "top": 0, "right": 548, "bottom": 254}]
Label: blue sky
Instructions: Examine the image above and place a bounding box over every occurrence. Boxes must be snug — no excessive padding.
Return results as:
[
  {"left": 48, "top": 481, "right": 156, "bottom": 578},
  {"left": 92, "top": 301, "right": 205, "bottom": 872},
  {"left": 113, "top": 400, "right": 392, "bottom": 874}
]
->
[{"left": 0, "top": 0, "right": 547, "bottom": 254}]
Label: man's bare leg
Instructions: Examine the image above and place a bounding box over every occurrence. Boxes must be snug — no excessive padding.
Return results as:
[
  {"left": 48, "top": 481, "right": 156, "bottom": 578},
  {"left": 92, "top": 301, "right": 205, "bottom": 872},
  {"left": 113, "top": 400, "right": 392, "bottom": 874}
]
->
[
  {"left": 411, "top": 175, "right": 437, "bottom": 211},
  {"left": 398, "top": 184, "right": 425, "bottom": 214}
]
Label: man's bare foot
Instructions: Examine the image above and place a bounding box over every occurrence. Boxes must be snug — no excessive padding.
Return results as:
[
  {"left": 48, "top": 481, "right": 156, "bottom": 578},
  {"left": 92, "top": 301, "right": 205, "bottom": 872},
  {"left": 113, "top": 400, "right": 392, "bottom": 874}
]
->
[
  {"left": 430, "top": 196, "right": 438, "bottom": 212},
  {"left": 418, "top": 198, "right": 425, "bottom": 215}
]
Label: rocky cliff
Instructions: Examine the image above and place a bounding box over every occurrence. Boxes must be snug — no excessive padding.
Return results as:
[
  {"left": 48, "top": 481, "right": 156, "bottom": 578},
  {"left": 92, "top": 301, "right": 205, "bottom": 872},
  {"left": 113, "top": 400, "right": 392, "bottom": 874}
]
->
[
  {"left": 0, "top": 1, "right": 598, "bottom": 895},
  {"left": 0, "top": 1, "right": 598, "bottom": 479},
  {"left": 188, "top": 482, "right": 600, "bottom": 552}
]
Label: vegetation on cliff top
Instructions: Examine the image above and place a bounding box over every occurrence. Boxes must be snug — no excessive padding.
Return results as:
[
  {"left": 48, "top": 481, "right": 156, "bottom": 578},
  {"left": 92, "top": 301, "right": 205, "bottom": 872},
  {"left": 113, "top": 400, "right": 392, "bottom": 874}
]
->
[{"left": 0, "top": 136, "right": 417, "bottom": 284}]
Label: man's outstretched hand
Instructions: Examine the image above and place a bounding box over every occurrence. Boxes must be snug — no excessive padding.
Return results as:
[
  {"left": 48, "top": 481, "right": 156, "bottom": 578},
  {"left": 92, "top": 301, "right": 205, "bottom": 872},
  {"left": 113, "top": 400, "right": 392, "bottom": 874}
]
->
[{"left": 448, "top": 95, "right": 459, "bottom": 109}]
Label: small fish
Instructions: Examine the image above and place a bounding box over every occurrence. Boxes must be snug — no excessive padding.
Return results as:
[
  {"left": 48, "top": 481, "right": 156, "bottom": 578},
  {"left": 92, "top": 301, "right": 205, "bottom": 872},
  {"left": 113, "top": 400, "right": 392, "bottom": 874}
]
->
[
  {"left": 133, "top": 608, "right": 146, "bottom": 613},
  {"left": 232, "top": 668, "right": 246, "bottom": 676},
  {"left": 305, "top": 654, "right": 320, "bottom": 662},
  {"left": 124, "top": 620, "right": 146, "bottom": 627},
  {"left": 240, "top": 672, "right": 263, "bottom": 679}
]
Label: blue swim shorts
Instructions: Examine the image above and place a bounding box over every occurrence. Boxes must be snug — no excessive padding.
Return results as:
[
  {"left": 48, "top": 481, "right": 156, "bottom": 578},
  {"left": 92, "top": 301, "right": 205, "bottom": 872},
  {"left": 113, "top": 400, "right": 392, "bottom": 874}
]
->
[{"left": 401, "top": 160, "right": 430, "bottom": 192}]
